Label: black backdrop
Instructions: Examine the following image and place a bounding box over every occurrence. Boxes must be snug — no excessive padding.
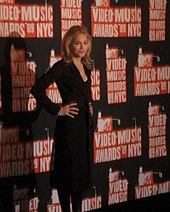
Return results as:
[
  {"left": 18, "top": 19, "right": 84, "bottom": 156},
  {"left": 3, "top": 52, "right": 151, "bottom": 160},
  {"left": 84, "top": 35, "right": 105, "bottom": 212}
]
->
[{"left": 0, "top": 0, "right": 170, "bottom": 211}]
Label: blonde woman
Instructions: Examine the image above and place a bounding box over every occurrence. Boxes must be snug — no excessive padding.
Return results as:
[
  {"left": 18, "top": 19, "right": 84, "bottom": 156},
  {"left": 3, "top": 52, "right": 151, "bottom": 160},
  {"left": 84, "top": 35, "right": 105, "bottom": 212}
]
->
[{"left": 30, "top": 25, "right": 94, "bottom": 212}]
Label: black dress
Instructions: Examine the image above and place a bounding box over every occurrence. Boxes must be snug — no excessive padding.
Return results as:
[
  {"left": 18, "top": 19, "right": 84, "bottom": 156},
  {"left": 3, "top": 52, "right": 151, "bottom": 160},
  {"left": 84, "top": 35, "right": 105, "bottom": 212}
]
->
[{"left": 30, "top": 60, "right": 94, "bottom": 192}]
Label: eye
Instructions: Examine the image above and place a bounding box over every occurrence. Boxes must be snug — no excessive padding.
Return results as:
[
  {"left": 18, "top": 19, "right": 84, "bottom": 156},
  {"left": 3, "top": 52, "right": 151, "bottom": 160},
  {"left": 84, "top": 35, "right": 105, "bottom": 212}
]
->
[{"left": 73, "top": 42, "right": 80, "bottom": 45}]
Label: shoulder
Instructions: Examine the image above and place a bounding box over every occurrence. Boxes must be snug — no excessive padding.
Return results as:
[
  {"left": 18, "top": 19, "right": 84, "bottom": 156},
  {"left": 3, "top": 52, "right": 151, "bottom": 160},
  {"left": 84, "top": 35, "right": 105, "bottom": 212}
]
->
[
  {"left": 47, "top": 59, "right": 67, "bottom": 75},
  {"left": 52, "top": 59, "right": 65, "bottom": 69}
]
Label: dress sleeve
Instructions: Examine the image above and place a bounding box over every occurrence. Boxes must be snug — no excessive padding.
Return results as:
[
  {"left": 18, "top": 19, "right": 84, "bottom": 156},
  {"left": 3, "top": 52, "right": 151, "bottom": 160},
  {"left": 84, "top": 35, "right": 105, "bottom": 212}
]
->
[
  {"left": 88, "top": 69, "right": 93, "bottom": 103},
  {"left": 30, "top": 61, "right": 63, "bottom": 116}
]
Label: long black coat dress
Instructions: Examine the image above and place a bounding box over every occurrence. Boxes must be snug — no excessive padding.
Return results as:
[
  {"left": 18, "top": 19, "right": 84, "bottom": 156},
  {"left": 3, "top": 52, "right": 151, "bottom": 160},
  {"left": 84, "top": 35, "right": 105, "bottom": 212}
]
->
[{"left": 30, "top": 59, "right": 94, "bottom": 192}]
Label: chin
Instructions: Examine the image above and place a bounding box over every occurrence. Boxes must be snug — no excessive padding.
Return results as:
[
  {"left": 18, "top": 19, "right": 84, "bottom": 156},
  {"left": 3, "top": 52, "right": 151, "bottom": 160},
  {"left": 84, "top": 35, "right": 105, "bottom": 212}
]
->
[
  {"left": 79, "top": 53, "right": 86, "bottom": 57},
  {"left": 73, "top": 52, "right": 86, "bottom": 58}
]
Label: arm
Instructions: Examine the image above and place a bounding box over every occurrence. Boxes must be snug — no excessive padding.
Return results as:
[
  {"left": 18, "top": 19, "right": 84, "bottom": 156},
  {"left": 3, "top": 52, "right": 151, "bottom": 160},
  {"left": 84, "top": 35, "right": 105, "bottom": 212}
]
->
[
  {"left": 30, "top": 62, "right": 63, "bottom": 116},
  {"left": 31, "top": 61, "right": 79, "bottom": 118}
]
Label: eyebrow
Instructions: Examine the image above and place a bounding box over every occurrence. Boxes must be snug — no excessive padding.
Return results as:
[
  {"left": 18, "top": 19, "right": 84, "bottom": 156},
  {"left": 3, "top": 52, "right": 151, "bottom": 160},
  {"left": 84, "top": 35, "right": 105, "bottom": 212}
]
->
[{"left": 73, "top": 39, "right": 88, "bottom": 43}]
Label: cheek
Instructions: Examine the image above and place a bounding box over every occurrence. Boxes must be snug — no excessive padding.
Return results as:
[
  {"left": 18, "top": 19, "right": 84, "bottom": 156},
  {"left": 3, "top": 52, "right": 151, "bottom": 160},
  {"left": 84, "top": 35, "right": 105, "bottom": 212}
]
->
[
  {"left": 71, "top": 45, "right": 79, "bottom": 52},
  {"left": 84, "top": 45, "right": 89, "bottom": 50},
  {"left": 84, "top": 47, "right": 88, "bottom": 54}
]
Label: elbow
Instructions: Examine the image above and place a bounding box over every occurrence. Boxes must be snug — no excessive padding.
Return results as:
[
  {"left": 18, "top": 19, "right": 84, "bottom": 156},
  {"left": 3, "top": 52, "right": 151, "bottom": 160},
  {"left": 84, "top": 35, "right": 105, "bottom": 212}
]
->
[
  {"left": 30, "top": 86, "right": 35, "bottom": 96},
  {"left": 30, "top": 84, "right": 38, "bottom": 98}
]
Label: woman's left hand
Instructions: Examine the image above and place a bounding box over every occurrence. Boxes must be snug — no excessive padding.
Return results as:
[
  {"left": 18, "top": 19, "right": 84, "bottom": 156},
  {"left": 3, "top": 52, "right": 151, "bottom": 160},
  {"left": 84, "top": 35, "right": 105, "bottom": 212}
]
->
[{"left": 89, "top": 102, "right": 93, "bottom": 116}]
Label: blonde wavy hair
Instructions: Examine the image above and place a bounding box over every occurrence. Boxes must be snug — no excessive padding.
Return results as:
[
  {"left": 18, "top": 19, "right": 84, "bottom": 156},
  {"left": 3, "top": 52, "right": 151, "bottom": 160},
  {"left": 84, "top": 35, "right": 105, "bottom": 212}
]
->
[{"left": 61, "top": 25, "right": 93, "bottom": 69}]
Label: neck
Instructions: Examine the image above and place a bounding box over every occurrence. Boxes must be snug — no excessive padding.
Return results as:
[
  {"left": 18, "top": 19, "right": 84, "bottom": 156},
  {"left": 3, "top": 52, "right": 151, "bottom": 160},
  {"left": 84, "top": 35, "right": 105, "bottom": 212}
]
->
[{"left": 72, "top": 57, "right": 82, "bottom": 65}]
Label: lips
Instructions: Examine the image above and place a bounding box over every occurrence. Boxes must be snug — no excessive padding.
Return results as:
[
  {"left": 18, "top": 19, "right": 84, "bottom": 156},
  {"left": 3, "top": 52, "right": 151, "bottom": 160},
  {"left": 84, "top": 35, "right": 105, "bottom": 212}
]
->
[{"left": 79, "top": 51, "right": 85, "bottom": 54}]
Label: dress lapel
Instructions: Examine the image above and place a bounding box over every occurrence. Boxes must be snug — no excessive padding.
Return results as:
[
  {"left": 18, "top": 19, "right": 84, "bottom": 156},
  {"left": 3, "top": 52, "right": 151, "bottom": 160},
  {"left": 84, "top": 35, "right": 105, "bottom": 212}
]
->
[{"left": 67, "top": 62, "right": 89, "bottom": 97}]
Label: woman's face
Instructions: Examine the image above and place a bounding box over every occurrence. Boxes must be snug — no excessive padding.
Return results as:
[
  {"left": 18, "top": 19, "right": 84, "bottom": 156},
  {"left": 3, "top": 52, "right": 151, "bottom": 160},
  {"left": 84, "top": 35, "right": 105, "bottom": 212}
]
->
[{"left": 70, "top": 33, "right": 89, "bottom": 59}]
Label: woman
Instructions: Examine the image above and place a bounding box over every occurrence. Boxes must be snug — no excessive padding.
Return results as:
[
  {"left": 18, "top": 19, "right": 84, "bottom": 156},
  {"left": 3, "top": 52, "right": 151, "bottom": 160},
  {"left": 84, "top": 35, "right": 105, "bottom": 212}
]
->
[{"left": 30, "top": 25, "right": 94, "bottom": 212}]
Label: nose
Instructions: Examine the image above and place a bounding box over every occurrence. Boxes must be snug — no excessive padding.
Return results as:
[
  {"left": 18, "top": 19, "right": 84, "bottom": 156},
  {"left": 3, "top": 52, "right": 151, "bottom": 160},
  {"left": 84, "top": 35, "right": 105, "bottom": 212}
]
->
[{"left": 80, "top": 43, "right": 83, "bottom": 49}]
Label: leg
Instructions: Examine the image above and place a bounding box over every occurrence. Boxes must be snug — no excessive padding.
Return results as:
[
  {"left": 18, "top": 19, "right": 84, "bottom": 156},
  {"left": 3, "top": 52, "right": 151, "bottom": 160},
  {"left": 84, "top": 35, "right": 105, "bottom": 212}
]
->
[
  {"left": 71, "top": 192, "right": 82, "bottom": 212},
  {"left": 57, "top": 189, "right": 71, "bottom": 212}
]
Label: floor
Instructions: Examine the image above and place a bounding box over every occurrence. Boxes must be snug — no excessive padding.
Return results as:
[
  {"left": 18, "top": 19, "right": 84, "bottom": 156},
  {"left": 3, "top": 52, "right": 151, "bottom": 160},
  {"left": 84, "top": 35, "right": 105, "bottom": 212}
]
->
[{"left": 92, "top": 193, "right": 170, "bottom": 211}]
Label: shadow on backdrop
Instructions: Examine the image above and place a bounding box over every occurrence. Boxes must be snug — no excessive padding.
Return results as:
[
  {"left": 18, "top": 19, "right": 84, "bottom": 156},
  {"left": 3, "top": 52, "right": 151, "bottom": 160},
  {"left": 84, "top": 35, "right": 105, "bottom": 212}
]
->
[{"left": 0, "top": 31, "right": 41, "bottom": 211}]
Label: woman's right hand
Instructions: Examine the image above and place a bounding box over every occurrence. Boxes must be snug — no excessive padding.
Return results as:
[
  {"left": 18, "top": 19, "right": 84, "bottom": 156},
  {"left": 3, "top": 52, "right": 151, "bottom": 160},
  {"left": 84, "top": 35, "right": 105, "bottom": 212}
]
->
[{"left": 57, "top": 102, "right": 79, "bottom": 118}]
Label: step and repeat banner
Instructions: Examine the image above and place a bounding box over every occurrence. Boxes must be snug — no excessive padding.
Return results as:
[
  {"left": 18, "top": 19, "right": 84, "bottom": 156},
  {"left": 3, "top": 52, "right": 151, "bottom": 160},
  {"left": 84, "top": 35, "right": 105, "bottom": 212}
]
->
[{"left": 0, "top": 0, "right": 170, "bottom": 211}]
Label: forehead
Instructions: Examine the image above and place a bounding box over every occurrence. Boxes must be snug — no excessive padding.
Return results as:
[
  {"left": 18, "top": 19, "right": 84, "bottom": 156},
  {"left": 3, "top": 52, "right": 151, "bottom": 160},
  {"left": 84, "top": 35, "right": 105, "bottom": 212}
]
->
[{"left": 72, "top": 32, "right": 88, "bottom": 41}]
